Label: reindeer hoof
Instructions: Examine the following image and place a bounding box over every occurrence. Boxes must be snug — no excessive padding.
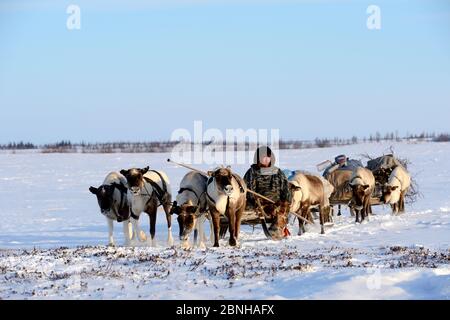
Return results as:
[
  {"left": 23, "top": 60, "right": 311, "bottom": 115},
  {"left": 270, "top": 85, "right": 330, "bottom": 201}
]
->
[
  {"left": 229, "top": 239, "right": 237, "bottom": 247},
  {"left": 139, "top": 231, "right": 147, "bottom": 242},
  {"left": 108, "top": 242, "right": 116, "bottom": 247},
  {"left": 181, "top": 241, "right": 191, "bottom": 250}
]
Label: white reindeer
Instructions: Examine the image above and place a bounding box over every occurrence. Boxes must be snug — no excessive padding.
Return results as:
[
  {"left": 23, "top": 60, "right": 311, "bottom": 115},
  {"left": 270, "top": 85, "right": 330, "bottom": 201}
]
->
[
  {"left": 89, "top": 172, "right": 133, "bottom": 246},
  {"left": 382, "top": 166, "right": 411, "bottom": 214},
  {"left": 120, "top": 167, "right": 174, "bottom": 246}
]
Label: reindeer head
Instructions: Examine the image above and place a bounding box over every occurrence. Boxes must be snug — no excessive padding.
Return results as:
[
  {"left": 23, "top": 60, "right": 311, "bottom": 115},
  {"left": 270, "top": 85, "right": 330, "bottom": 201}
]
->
[
  {"left": 288, "top": 181, "right": 303, "bottom": 213},
  {"left": 382, "top": 184, "right": 400, "bottom": 204},
  {"left": 268, "top": 201, "right": 290, "bottom": 240},
  {"left": 209, "top": 166, "right": 234, "bottom": 195},
  {"left": 170, "top": 200, "right": 200, "bottom": 241},
  {"left": 89, "top": 185, "right": 115, "bottom": 216},
  {"left": 120, "top": 166, "right": 149, "bottom": 194},
  {"left": 350, "top": 183, "right": 370, "bottom": 209}
]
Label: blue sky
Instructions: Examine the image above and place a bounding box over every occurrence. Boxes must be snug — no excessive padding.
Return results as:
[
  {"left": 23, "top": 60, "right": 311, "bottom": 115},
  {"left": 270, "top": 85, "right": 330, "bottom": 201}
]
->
[{"left": 0, "top": 0, "right": 449, "bottom": 144}]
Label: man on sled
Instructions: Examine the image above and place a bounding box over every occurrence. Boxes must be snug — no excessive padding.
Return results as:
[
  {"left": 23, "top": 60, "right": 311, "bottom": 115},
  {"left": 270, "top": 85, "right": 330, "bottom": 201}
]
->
[{"left": 244, "top": 146, "right": 292, "bottom": 240}]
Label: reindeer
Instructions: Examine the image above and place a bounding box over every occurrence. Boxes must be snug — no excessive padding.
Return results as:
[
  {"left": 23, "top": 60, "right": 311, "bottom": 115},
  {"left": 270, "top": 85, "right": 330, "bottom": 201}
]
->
[
  {"left": 206, "top": 167, "right": 247, "bottom": 247},
  {"left": 325, "top": 169, "right": 355, "bottom": 217},
  {"left": 349, "top": 167, "right": 375, "bottom": 223},
  {"left": 170, "top": 171, "right": 213, "bottom": 249},
  {"left": 89, "top": 172, "right": 132, "bottom": 246},
  {"left": 289, "top": 172, "right": 334, "bottom": 235},
  {"left": 120, "top": 166, "right": 173, "bottom": 246},
  {"left": 382, "top": 166, "right": 411, "bottom": 214}
]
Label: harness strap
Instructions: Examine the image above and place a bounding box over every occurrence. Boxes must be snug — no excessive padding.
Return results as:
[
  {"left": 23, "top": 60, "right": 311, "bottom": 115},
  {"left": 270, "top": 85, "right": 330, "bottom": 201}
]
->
[
  {"left": 206, "top": 177, "right": 216, "bottom": 205},
  {"left": 143, "top": 174, "right": 167, "bottom": 205},
  {"left": 178, "top": 187, "right": 202, "bottom": 206},
  {"left": 131, "top": 212, "right": 139, "bottom": 220},
  {"left": 111, "top": 182, "right": 127, "bottom": 207},
  {"left": 178, "top": 187, "right": 199, "bottom": 199},
  {"left": 111, "top": 182, "right": 128, "bottom": 194},
  {"left": 110, "top": 182, "right": 131, "bottom": 222},
  {"left": 231, "top": 173, "right": 246, "bottom": 193},
  {"left": 149, "top": 170, "right": 168, "bottom": 193}
]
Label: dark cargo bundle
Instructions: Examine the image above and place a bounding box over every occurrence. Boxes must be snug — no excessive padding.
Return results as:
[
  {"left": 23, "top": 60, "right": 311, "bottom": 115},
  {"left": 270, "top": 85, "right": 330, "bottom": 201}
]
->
[{"left": 366, "top": 154, "right": 404, "bottom": 186}]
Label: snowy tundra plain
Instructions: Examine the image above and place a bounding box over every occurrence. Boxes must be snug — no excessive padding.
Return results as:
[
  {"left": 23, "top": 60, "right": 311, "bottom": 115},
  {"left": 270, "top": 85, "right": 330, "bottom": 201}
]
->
[{"left": 0, "top": 141, "right": 449, "bottom": 299}]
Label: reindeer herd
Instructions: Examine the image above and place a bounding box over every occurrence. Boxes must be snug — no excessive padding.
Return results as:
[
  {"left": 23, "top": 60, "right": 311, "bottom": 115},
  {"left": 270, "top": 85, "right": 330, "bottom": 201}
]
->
[{"left": 89, "top": 156, "right": 412, "bottom": 249}]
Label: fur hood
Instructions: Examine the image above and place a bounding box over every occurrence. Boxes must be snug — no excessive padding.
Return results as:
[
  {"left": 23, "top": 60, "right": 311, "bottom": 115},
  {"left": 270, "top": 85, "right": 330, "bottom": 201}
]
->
[{"left": 253, "top": 146, "right": 276, "bottom": 167}]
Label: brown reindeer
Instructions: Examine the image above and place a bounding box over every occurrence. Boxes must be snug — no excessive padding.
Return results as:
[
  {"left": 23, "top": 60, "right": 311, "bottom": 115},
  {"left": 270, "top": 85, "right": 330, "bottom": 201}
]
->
[
  {"left": 206, "top": 167, "right": 247, "bottom": 247},
  {"left": 289, "top": 172, "right": 332, "bottom": 235},
  {"left": 350, "top": 167, "right": 375, "bottom": 223},
  {"left": 325, "top": 169, "right": 355, "bottom": 216}
]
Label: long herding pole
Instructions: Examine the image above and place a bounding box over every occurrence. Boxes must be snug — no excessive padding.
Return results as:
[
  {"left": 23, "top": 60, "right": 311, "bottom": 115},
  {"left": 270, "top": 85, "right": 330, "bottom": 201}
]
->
[{"left": 167, "top": 158, "right": 276, "bottom": 204}]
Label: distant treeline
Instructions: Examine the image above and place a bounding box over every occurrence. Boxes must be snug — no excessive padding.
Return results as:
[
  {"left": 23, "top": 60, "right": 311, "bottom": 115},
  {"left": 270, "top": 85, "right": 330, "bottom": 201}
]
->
[
  {"left": 1, "top": 132, "right": 449, "bottom": 153},
  {"left": 0, "top": 142, "right": 37, "bottom": 150}
]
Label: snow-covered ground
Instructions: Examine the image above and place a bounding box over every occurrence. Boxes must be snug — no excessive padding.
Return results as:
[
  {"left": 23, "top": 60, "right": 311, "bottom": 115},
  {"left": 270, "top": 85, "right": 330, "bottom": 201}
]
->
[{"left": 0, "top": 142, "right": 449, "bottom": 299}]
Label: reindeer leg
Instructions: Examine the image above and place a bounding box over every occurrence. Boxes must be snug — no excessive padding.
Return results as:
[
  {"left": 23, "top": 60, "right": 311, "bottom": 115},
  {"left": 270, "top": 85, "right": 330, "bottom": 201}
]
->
[
  {"left": 163, "top": 202, "right": 174, "bottom": 246},
  {"left": 131, "top": 215, "right": 146, "bottom": 243},
  {"left": 400, "top": 192, "right": 406, "bottom": 213},
  {"left": 200, "top": 215, "right": 208, "bottom": 243},
  {"left": 319, "top": 206, "right": 325, "bottom": 235},
  {"left": 193, "top": 228, "right": 198, "bottom": 246},
  {"left": 227, "top": 209, "right": 237, "bottom": 247},
  {"left": 391, "top": 203, "right": 396, "bottom": 215},
  {"left": 122, "top": 219, "right": 132, "bottom": 246},
  {"left": 365, "top": 197, "right": 371, "bottom": 222},
  {"left": 198, "top": 215, "right": 207, "bottom": 250},
  {"left": 298, "top": 206, "right": 307, "bottom": 235},
  {"left": 364, "top": 198, "right": 368, "bottom": 222},
  {"left": 208, "top": 214, "right": 215, "bottom": 244},
  {"left": 235, "top": 205, "right": 244, "bottom": 244},
  {"left": 327, "top": 206, "right": 333, "bottom": 224},
  {"left": 297, "top": 209, "right": 304, "bottom": 236},
  {"left": 220, "top": 224, "right": 228, "bottom": 239},
  {"left": 338, "top": 204, "right": 342, "bottom": 216},
  {"left": 211, "top": 210, "right": 221, "bottom": 248},
  {"left": 399, "top": 194, "right": 403, "bottom": 213},
  {"left": 107, "top": 218, "right": 115, "bottom": 247},
  {"left": 148, "top": 207, "right": 157, "bottom": 247},
  {"left": 307, "top": 209, "right": 315, "bottom": 224}
]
